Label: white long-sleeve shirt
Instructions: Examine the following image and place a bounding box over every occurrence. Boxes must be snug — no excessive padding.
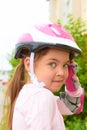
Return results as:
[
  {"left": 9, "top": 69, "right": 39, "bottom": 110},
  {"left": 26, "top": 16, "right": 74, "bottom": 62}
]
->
[{"left": 12, "top": 83, "right": 78, "bottom": 130}]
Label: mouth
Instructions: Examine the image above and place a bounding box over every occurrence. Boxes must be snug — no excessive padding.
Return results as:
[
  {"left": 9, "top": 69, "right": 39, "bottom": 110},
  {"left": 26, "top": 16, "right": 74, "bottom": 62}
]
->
[{"left": 53, "top": 80, "right": 63, "bottom": 83}]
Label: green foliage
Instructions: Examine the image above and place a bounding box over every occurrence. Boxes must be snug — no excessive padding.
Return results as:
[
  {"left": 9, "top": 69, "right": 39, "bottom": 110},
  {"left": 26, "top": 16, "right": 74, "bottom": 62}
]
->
[
  {"left": 65, "top": 116, "right": 87, "bottom": 130},
  {"left": 0, "top": 122, "right": 7, "bottom": 130},
  {"left": 58, "top": 14, "right": 87, "bottom": 129}
]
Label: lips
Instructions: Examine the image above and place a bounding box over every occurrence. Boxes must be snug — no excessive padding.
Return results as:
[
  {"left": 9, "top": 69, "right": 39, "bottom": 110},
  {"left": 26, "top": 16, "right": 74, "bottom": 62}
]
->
[{"left": 53, "top": 80, "right": 63, "bottom": 83}]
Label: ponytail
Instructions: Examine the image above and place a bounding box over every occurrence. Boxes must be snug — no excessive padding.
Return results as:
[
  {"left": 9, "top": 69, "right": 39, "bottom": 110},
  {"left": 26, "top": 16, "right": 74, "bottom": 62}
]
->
[
  {"left": 5, "top": 62, "right": 27, "bottom": 130},
  {"left": 8, "top": 62, "right": 26, "bottom": 104}
]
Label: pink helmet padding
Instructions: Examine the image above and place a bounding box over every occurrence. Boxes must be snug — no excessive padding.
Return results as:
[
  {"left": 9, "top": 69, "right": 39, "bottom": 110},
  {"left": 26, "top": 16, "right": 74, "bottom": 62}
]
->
[{"left": 18, "top": 33, "right": 33, "bottom": 42}]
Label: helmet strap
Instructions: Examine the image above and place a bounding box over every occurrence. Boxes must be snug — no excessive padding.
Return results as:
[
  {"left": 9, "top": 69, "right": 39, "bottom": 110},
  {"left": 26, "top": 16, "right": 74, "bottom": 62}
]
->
[
  {"left": 29, "top": 52, "right": 34, "bottom": 74},
  {"left": 29, "top": 52, "right": 45, "bottom": 87}
]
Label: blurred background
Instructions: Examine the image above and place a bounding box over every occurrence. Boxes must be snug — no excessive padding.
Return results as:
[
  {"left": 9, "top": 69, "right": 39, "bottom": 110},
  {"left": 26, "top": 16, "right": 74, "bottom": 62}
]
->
[{"left": 0, "top": 0, "right": 87, "bottom": 130}]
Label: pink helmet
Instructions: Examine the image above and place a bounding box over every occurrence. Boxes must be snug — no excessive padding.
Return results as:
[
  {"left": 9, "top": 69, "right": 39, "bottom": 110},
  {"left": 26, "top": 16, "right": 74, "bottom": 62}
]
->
[{"left": 14, "top": 23, "right": 81, "bottom": 58}]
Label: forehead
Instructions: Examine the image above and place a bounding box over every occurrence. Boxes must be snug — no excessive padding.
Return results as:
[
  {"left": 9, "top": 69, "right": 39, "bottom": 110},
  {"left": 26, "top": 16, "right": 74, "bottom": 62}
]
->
[
  {"left": 39, "top": 47, "right": 70, "bottom": 62},
  {"left": 47, "top": 48, "right": 70, "bottom": 57}
]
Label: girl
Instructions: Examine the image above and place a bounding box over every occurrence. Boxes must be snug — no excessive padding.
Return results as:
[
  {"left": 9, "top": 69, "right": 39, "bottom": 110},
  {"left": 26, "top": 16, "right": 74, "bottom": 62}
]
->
[{"left": 5, "top": 23, "right": 84, "bottom": 130}]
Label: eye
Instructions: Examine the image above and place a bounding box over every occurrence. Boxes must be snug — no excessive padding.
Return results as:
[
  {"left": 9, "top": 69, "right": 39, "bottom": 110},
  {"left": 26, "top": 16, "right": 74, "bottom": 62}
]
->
[
  {"left": 63, "top": 64, "right": 69, "bottom": 68},
  {"left": 49, "top": 62, "right": 56, "bottom": 68}
]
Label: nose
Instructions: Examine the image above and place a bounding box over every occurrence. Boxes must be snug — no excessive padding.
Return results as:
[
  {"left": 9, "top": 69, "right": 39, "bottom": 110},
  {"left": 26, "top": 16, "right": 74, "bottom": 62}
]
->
[{"left": 56, "top": 67, "right": 64, "bottom": 76}]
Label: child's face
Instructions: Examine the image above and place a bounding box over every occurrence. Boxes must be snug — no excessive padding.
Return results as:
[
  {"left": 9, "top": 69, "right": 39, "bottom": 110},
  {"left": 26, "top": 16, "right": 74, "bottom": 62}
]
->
[{"left": 34, "top": 48, "right": 70, "bottom": 92}]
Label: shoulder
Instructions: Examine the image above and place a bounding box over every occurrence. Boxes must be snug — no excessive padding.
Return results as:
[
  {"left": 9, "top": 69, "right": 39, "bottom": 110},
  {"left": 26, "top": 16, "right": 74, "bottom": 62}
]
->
[
  {"left": 23, "top": 87, "right": 56, "bottom": 115},
  {"left": 14, "top": 85, "right": 56, "bottom": 117},
  {"left": 15, "top": 84, "right": 55, "bottom": 108},
  {"left": 21, "top": 83, "right": 54, "bottom": 98}
]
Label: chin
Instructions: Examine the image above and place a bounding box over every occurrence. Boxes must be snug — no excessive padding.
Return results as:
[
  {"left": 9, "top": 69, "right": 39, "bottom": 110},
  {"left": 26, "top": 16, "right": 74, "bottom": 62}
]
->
[{"left": 52, "top": 86, "right": 62, "bottom": 93}]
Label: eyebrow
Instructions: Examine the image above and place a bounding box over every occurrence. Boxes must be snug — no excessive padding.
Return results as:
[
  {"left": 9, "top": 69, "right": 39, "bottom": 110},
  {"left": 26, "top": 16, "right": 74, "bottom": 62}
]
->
[{"left": 48, "top": 58, "right": 70, "bottom": 63}]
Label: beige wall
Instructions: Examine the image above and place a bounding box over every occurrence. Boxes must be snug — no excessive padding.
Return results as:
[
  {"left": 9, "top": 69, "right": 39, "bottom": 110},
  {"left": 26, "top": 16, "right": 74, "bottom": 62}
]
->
[
  {"left": 49, "top": 0, "right": 87, "bottom": 24},
  {"left": 72, "top": 0, "right": 87, "bottom": 21}
]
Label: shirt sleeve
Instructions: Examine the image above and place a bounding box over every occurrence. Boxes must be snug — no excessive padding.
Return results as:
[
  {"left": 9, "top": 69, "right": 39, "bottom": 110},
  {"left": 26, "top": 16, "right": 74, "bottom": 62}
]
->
[{"left": 24, "top": 90, "right": 55, "bottom": 130}]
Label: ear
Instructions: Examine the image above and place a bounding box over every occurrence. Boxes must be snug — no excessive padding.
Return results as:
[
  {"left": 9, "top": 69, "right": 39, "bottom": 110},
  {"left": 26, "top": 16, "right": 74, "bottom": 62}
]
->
[{"left": 24, "top": 57, "right": 30, "bottom": 72}]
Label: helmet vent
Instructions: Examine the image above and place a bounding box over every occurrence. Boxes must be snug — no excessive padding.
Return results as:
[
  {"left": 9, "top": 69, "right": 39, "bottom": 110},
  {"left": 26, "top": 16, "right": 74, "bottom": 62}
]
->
[{"left": 50, "top": 26, "right": 61, "bottom": 36}]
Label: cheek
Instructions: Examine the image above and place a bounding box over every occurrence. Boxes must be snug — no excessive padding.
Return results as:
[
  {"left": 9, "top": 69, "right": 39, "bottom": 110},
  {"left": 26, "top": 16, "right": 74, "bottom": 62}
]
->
[
  {"left": 38, "top": 71, "right": 53, "bottom": 82},
  {"left": 36, "top": 70, "right": 54, "bottom": 86}
]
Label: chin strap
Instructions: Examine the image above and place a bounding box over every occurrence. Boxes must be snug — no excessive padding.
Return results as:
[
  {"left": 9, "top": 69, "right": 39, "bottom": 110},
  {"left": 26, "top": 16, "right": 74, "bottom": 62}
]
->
[{"left": 29, "top": 52, "right": 45, "bottom": 87}]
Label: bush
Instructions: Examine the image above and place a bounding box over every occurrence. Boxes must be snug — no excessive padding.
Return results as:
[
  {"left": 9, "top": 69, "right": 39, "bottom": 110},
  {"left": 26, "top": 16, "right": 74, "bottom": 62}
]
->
[{"left": 65, "top": 116, "right": 87, "bottom": 130}]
